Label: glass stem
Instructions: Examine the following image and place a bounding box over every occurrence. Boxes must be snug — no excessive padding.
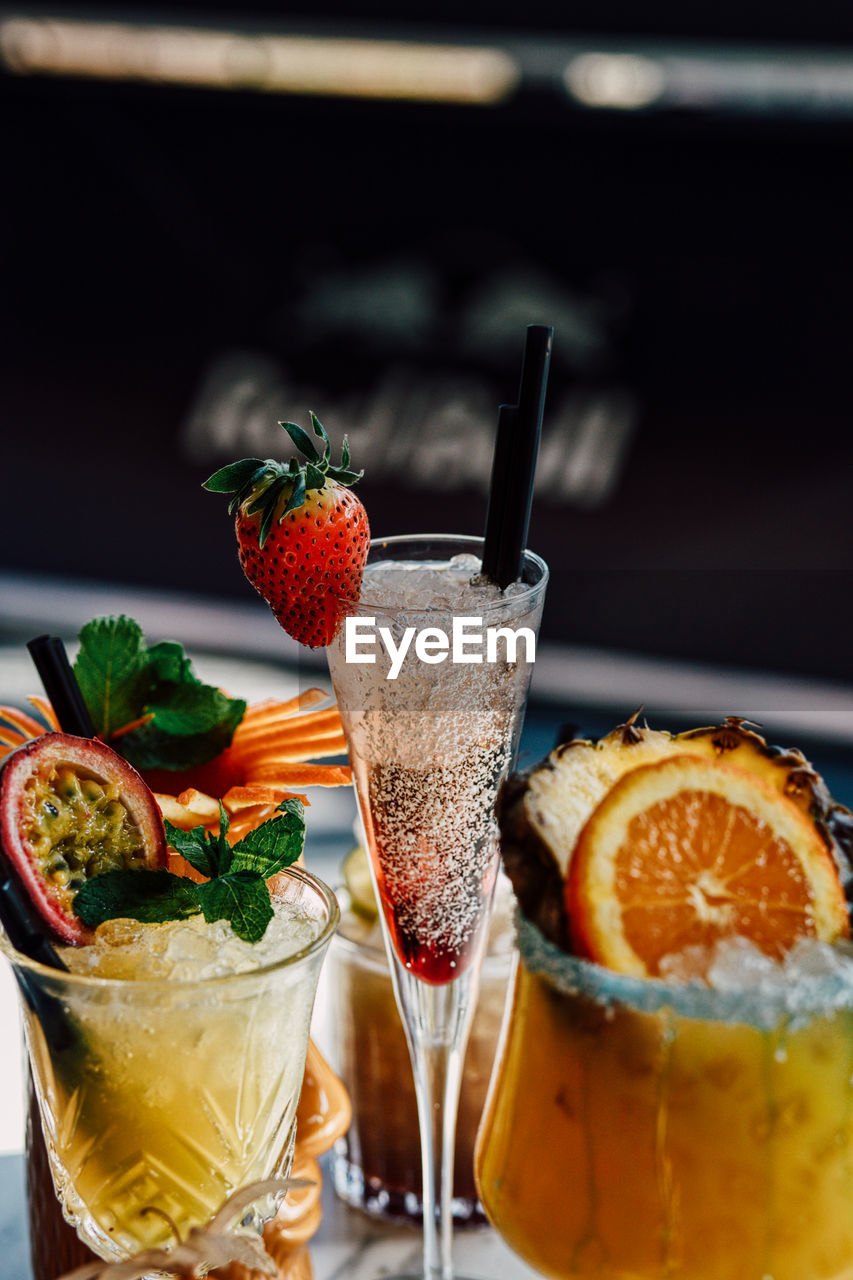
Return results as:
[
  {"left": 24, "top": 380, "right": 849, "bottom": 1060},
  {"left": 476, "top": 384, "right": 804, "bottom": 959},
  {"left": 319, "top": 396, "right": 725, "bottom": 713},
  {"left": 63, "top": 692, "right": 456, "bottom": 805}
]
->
[{"left": 392, "top": 960, "right": 482, "bottom": 1280}]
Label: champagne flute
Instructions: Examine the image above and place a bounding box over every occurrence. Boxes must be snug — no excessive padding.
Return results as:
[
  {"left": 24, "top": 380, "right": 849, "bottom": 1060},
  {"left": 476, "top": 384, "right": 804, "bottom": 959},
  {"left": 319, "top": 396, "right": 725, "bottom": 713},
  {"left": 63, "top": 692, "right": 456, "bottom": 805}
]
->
[{"left": 327, "top": 533, "right": 548, "bottom": 1279}]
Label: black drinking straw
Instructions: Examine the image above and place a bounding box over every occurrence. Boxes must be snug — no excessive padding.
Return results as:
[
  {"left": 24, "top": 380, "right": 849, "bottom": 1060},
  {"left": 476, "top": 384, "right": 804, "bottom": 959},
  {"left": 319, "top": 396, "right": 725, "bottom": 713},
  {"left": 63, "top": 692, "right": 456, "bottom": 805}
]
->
[
  {"left": 482, "top": 324, "right": 554, "bottom": 588},
  {"left": 0, "top": 870, "right": 70, "bottom": 973},
  {"left": 27, "top": 634, "right": 96, "bottom": 739},
  {"left": 0, "top": 636, "right": 94, "bottom": 1050},
  {"left": 0, "top": 634, "right": 86, "bottom": 972},
  {"left": 0, "top": 851, "right": 76, "bottom": 1050}
]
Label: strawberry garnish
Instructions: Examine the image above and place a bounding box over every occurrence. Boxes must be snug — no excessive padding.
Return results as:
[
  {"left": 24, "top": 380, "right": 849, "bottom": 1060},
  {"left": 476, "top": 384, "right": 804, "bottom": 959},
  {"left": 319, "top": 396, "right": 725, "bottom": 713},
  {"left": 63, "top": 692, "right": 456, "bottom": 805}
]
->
[{"left": 204, "top": 413, "right": 370, "bottom": 649}]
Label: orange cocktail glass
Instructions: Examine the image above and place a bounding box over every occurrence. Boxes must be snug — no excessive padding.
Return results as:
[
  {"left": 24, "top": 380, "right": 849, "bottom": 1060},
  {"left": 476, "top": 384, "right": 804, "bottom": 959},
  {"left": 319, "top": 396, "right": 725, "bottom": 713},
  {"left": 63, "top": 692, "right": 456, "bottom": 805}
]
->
[{"left": 476, "top": 915, "right": 853, "bottom": 1280}]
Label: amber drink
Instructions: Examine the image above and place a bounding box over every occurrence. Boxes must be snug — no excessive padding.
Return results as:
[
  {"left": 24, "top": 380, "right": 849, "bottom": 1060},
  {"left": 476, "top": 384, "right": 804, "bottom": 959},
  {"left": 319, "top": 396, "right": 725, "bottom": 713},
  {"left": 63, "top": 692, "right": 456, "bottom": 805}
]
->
[
  {"left": 319, "top": 881, "right": 515, "bottom": 1223},
  {"left": 476, "top": 916, "right": 853, "bottom": 1280},
  {"left": 5, "top": 866, "right": 338, "bottom": 1262}
]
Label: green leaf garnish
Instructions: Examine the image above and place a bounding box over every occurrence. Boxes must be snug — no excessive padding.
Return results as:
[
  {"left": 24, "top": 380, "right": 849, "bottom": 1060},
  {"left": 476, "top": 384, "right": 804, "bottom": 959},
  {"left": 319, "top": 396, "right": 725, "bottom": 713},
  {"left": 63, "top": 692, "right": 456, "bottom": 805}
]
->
[
  {"left": 145, "top": 639, "right": 197, "bottom": 686},
  {"left": 74, "top": 617, "right": 150, "bottom": 739},
  {"left": 196, "top": 871, "right": 274, "bottom": 942},
  {"left": 279, "top": 419, "right": 320, "bottom": 463},
  {"left": 165, "top": 827, "right": 225, "bottom": 882},
  {"left": 73, "top": 802, "right": 306, "bottom": 943},
  {"left": 73, "top": 615, "right": 246, "bottom": 772},
  {"left": 74, "top": 868, "right": 200, "bottom": 928},
  {"left": 230, "top": 798, "right": 305, "bottom": 878},
  {"left": 164, "top": 803, "right": 234, "bottom": 878},
  {"left": 203, "top": 457, "right": 267, "bottom": 494},
  {"left": 203, "top": 413, "right": 362, "bottom": 549},
  {"left": 281, "top": 471, "right": 307, "bottom": 519}
]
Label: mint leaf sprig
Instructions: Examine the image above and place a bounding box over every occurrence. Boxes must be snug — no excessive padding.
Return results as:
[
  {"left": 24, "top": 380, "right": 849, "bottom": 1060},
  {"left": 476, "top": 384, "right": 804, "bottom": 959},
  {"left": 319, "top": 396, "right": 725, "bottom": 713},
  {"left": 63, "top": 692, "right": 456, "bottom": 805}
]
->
[
  {"left": 73, "top": 615, "right": 246, "bottom": 773},
  {"left": 72, "top": 800, "right": 305, "bottom": 944}
]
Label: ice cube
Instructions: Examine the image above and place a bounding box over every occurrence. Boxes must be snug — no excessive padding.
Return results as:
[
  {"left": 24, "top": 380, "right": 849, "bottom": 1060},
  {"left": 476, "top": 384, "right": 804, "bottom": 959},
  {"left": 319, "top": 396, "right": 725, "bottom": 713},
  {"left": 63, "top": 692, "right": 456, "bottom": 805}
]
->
[
  {"left": 659, "top": 944, "right": 715, "bottom": 984},
  {"left": 93, "top": 919, "right": 147, "bottom": 949},
  {"left": 163, "top": 921, "right": 223, "bottom": 980},
  {"left": 784, "top": 936, "right": 853, "bottom": 982},
  {"left": 361, "top": 556, "right": 490, "bottom": 613},
  {"left": 447, "top": 552, "right": 482, "bottom": 578},
  {"left": 706, "top": 936, "right": 786, "bottom": 999}
]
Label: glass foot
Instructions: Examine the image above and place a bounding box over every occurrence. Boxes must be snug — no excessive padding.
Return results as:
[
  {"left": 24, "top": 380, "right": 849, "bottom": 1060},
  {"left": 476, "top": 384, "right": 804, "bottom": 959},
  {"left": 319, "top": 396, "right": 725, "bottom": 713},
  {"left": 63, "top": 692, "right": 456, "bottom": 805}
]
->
[{"left": 331, "top": 1152, "right": 487, "bottom": 1228}]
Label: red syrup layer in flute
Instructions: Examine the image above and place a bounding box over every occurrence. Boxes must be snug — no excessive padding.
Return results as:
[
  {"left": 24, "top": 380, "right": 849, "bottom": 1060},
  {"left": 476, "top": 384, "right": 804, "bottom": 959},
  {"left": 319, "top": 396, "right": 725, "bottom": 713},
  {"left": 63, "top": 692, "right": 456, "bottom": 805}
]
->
[{"left": 366, "top": 757, "right": 501, "bottom": 986}]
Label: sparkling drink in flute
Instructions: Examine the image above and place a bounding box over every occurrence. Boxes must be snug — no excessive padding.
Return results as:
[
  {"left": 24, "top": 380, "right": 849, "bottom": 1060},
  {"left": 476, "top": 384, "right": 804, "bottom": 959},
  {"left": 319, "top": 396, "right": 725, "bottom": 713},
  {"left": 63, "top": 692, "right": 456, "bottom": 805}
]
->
[{"left": 326, "top": 533, "right": 548, "bottom": 1279}]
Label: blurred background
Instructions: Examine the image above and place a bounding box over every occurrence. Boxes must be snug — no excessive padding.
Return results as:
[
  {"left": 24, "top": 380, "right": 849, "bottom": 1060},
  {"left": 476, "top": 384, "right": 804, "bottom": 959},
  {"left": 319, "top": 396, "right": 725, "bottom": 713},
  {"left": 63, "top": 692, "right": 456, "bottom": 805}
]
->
[
  {"left": 2, "top": 2, "right": 853, "bottom": 1222},
  {"left": 2, "top": 0, "right": 853, "bottom": 732}
]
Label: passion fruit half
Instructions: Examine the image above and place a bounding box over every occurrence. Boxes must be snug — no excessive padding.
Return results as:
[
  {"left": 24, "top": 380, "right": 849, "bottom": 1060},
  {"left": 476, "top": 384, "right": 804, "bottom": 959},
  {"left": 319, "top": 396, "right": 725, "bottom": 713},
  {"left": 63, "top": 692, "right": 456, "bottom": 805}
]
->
[{"left": 0, "top": 732, "right": 167, "bottom": 944}]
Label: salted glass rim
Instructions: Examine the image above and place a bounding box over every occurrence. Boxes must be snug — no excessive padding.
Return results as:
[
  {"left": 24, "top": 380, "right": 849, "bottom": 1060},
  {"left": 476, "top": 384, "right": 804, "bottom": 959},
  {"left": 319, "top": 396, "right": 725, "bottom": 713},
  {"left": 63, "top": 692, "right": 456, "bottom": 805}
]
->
[
  {"left": 516, "top": 913, "right": 853, "bottom": 1029},
  {"left": 353, "top": 533, "right": 549, "bottom": 618},
  {"left": 0, "top": 863, "right": 340, "bottom": 992}
]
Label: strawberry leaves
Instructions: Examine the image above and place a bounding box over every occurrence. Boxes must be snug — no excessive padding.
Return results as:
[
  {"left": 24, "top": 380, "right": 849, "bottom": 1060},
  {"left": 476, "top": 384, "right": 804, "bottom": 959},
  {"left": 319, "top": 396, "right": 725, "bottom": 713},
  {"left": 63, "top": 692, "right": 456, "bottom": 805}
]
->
[
  {"left": 279, "top": 414, "right": 324, "bottom": 463},
  {"left": 72, "top": 801, "right": 305, "bottom": 942},
  {"left": 204, "top": 412, "right": 363, "bottom": 549},
  {"left": 73, "top": 617, "right": 246, "bottom": 772},
  {"left": 202, "top": 456, "right": 266, "bottom": 497}
]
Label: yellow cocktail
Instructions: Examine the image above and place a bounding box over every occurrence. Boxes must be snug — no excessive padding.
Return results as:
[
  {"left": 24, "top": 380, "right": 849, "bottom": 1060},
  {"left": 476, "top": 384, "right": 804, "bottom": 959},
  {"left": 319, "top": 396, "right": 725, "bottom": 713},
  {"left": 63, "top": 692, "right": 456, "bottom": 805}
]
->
[
  {"left": 6, "top": 866, "right": 338, "bottom": 1262},
  {"left": 476, "top": 917, "right": 853, "bottom": 1280}
]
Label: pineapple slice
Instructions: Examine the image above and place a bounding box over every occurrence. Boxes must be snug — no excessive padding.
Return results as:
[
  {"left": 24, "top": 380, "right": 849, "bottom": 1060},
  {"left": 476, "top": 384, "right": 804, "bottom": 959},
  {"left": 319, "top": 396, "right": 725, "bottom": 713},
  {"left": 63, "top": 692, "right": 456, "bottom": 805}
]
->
[{"left": 498, "top": 713, "right": 853, "bottom": 951}]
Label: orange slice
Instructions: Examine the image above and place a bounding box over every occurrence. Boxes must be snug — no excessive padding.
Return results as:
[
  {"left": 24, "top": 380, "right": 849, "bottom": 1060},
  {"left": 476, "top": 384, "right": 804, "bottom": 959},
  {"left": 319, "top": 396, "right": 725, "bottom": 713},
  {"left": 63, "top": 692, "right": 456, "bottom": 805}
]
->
[{"left": 566, "top": 754, "right": 850, "bottom": 977}]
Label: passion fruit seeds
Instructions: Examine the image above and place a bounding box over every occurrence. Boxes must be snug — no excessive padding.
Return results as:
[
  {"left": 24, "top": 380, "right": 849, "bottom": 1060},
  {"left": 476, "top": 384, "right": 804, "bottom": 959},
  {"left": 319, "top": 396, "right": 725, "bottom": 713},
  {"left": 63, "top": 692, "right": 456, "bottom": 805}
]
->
[{"left": 0, "top": 733, "right": 166, "bottom": 944}]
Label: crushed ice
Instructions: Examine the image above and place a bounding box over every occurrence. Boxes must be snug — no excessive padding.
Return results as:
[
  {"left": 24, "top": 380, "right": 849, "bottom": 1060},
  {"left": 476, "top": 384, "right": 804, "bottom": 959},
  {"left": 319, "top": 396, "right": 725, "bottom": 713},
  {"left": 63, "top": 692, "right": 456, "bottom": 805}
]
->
[
  {"left": 62, "top": 900, "right": 320, "bottom": 982},
  {"left": 517, "top": 914, "right": 853, "bottom": 1030},
  {"left": 358, "top": 554, "right": 530, "bottom": 614}
]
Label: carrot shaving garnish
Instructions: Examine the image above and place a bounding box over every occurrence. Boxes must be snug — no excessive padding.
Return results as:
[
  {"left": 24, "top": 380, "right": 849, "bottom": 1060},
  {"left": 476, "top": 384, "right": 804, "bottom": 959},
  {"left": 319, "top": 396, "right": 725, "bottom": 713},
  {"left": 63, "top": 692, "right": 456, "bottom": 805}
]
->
[
  {"left": 27, "top": 696, "right": 60, "bottom": 729},
  {"left": 221, "top": 784, "right": 303, "bottom": 810},
  {"left": 6, "top": 685, "right": 352, "bottom": 839},
  {"left": 174, "top": 789, "right": 221, "bottom": 818},
  {"left": 287, "top": 727, "right": 347, "bottom": 748},
  {"left": 228, "top": 808, "right": 288, "bottom": 840},
  {"left": 251, "top": 762, "right": 352, "bottom": 787},
  {"left": 234, "top": 731, "right": 339, "bottom": 758},
  {"left": 237, "top": 690, "right": 330, "bottom": 727},
  {"left": 239, "top": 736, "right": 347, "bottom": 764},
  {"left": 243, "top": 720, "right": 346, "bottom": 748},
  {"left": 293, "top": 704, "right": 346, "bottom": 726},
  {"left": 239, "top": 748, "right": 347, "bottom": 771},
  {"left": 0, "top": 697, "right": 61, "bottom": 764},
  {"left": 234, "top": 731, "right": 345, "bottom": 757},
  {"left": 237, "top": 737, "right": 348, "bottom": 765},
  {"left": 234, "top": 706, "right": 343, "bottom": 746},
  {"left": 154, "top": 794, "right": 202, "bottom": 827},
  {"left": 0, "top": 705, "right": 52, "bottom": 739},
  {"left": 232, "top": 729, "right": 340, "bottom": 757},
  {"left": 151, "top": 690, "right": 349, "bottom": 837},
  {"left": 166, "top": 849, "right": 208, "bottom": 881},
  {"left": 109, "top": 712, "right": 156, "bottom": 740}
]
